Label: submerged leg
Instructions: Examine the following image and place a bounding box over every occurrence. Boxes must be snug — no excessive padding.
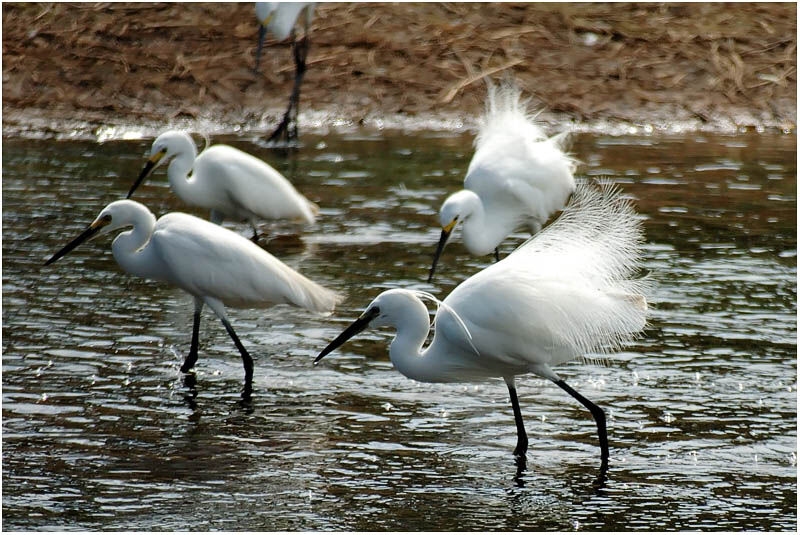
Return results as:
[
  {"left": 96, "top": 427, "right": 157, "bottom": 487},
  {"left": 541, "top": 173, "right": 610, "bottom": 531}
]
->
[
  {"left": 554, "top": 378, "right": 609, "bottom": 470},
  {"left": 219, "top": 316, "right": 254, "bottom": 401},
  {"left": 505, "top": 377, "right": 528, "bottom": 464},
  {"left": 494, "top": 247, "right": 501, "bottom": 262},
  {"left": 203, "top": 297, "right": 255, "bottom": 400},
  {"left": 181, "top": 297, "right": 204, "bottom": 373}
]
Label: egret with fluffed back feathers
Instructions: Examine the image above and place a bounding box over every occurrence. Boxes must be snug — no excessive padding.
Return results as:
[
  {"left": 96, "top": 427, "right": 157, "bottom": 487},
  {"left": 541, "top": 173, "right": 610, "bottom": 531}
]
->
[
  {"left": 317, "top": 182, "right": 651, "bottom": 471},
  {"left": 128, "top": 130, "right": 318, "bottom": 241},
  {"left": 429, "top": 81, "right": 577, "bottom": 282},
  {"left": 45, "top": 199, "right": 340, "bottom": 399}
]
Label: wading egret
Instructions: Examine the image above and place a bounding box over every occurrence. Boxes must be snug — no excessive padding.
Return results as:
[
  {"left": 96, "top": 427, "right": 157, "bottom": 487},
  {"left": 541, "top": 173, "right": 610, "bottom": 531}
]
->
[
  {"left": 128, "top": 130, "right": 318, "bottom": 241},
  {"left": 317, "top": 182, "right": 650, "bottom": 471},
  {"left": 45, "top": 199, "right": 340, "bottom": 400},
  {"left": 254, "top": 2, "right": 316, "bottom": 143},
  {"left": 428, "top": 81, "right": 577, "bottom": 282}
]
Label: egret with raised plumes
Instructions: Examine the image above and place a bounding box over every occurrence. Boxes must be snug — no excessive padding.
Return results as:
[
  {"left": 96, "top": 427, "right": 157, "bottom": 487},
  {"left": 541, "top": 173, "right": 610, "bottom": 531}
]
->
[
  {"left": 45, "top": 199, "right": 340, "bottom": 399},
  {"left": 429, "top": 82, "right": 577, "bottom": 282},
  {"left": 128, "top": 130, "right": 318, "bottom": 241},
  {"left": 318, "top": 182, "right": 651, "bottom": 472}
]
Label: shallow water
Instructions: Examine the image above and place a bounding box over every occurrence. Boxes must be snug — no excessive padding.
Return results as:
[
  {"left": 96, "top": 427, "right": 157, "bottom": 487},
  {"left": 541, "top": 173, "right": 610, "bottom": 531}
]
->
[{"left": 2, "top": 129, "right": 796, "bottom": 531}]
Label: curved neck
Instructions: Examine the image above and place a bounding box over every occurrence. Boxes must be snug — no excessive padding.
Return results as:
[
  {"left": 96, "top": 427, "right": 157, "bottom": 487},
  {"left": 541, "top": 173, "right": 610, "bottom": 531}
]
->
[
  {"left": 459, "top": 194, "right": 497, "bottom": 256},
  {"left": 111, "top": 209, "right": 158, "bottom": 280},
  {"left": 387, "top": 298, "right": 441, "bottom": 382},
  {"left": 166, "top": 144, "right": 200, "bottom": 205}
]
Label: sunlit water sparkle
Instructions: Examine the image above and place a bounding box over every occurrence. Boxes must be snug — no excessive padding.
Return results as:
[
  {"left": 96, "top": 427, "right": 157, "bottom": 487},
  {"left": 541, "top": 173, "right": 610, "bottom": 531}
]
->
[{"left": 2, "top": 130, "right": 796, "bottom": 530}]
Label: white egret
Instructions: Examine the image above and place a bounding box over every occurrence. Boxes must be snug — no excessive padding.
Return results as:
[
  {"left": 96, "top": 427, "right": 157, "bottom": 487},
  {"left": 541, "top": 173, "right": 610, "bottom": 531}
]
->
[
  {"left": 429, "top": 81, "right": 577, "bottom": 282},
  {"left": 128, "top": 130, "right": 318, "bottom": 241},
  {"left": 254, "top": 2, "right": 316, "bottom": 143},
  {"left": 45, "top": 199, "right": 340, "bottom": 400},
  {"left": 317, "top": 182, "right": 651, "bottom": 471}
]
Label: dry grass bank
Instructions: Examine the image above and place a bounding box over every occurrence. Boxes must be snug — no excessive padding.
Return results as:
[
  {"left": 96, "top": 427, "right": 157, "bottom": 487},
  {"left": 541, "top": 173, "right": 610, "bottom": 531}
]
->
[{"left": 2, "top": 2, "right": 796, "bottom": 135}]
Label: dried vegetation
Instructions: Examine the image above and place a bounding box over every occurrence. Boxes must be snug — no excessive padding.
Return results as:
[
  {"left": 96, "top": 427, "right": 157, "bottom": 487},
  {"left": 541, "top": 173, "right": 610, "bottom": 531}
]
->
[{"left": 2, "top": 2, "right": 796, "bottom": 133}]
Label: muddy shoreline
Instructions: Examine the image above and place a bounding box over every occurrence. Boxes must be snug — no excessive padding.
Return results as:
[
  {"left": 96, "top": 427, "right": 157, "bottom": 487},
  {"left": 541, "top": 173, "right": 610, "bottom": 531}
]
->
[{"left": 2, "top": 3, "right": 796, "bottom": 139}]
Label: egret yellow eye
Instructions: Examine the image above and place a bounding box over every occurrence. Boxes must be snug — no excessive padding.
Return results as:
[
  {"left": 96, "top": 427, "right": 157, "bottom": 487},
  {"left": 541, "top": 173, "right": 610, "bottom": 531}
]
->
[{"left": 91, "top": 214, "right": 112, "bottom": 229}]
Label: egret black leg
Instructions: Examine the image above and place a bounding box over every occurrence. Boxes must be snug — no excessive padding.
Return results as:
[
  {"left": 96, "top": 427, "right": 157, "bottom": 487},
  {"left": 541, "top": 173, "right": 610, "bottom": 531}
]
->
[
  {"left": 494, "top": 248, "right": 501, "bottom": 262},
  {"left": 254, "top": 25, "right": 267, "bottom": 74},
  {"left": 554, "top": 379, "right": 609, "bottom": 470},
  {"left": 250, "top": 222, "right": 260, "bottom": 243},
  {"left": 219, "top": 316, "right": 254, "bottom": 400},
  {"left": 268, "top": 32, "right": 309, "bottom": 144},
  {"left": 506, "top": 381, "right": 529, "bottom": 463},
  {"left": 181, "top": 298, "right": 203, "bottom": 373}
]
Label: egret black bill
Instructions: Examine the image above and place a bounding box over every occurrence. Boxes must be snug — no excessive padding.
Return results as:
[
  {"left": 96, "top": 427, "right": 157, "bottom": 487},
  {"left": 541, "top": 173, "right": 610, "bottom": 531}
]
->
[
  {"left": 127, "top": 148, "right": 167, "bottom": 199},
  {"left": 44, "top": 215, "right": 111, "bottom": 266},
  {"left": 314, "top": 306, "right": 380, "bottom": 365},
  {"left": 427, "top": 219, "right": 457, "bottom": 283}
]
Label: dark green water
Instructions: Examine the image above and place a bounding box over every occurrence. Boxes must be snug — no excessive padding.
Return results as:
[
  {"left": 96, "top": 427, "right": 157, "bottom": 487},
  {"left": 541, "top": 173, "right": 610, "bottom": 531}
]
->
[{"left": 2, "top": 129, "right": 796, "bottom": 530}]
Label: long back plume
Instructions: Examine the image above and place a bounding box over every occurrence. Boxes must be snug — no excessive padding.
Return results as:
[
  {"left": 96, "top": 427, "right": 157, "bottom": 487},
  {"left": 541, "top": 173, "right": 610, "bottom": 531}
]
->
[
  {"left": 412, "top": 290, "right": 480, "bottom": 356},
  {"left": 474, "top": 79, "right": 548, "bottom": 151},
  {"left": 503, "top": 180, "right": 652, "bottom": 357}
]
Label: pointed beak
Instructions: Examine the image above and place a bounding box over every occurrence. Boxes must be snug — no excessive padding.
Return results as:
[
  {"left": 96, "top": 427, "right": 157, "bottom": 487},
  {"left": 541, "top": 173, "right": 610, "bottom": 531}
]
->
[
  {"left": 314, "top": 307, "right": 380, "bottom": 365},
  {"left": 427, "top": 220, "right": 456, "bottom": 283},
  {"left": 128, "top": 148, "right": 166, "bottom": 199},
  {"left": 44, "top": 215, "right": 111, "bottom": 266}
]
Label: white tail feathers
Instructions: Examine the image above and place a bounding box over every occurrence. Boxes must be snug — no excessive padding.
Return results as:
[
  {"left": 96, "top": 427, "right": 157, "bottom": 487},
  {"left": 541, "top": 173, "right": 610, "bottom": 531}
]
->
[{"left": 283, "top": 271, "right": 343, "bottom": 316}]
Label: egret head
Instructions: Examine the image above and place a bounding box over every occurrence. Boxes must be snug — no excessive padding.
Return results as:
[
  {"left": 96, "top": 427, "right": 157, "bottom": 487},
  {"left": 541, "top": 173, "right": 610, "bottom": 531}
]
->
[
  {"left": 44, "top": 200, "right": 146, "bottom": 266},
  {"left": 428, "top": 190, "right": 479, "bottom": 283},
  {"left": 314, "top": 290, "right": 428, "bottom": 364},
  {"left": 127, "top": 131, "right": 194, "bottom": 199}
]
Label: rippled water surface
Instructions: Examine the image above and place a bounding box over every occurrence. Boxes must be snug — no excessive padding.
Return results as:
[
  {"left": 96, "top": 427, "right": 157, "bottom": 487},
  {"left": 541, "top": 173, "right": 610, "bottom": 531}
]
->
[{"left": 3, "top": 129, "right": 796, "bottom": 531}]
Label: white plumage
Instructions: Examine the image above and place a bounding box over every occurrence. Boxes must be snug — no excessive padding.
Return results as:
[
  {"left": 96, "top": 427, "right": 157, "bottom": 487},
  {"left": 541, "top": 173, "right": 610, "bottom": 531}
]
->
[
  {"left": 143, "top": 210, "right": 337, "bottom": 312},
  {"left": 453, "top": 181, "right": 649, "bottom": 364},
  {"left": 318, "top": 182, "right": 651, "bottom": 471},
  {"left": 46, "top": 199, "right": 340, "bottom": 399},
  {"left": 128, "top": 130, "right": 318, "bottom": 238},
  {"left": 429, "top": 81, "right": 577, "bottom": 281},
  {"left": 255, "top": 2, "right": 315, "bottom": 42}
]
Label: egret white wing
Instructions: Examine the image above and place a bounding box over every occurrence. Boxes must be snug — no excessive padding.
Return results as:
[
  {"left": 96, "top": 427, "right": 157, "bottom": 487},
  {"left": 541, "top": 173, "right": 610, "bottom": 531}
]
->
[
  {"left": 445, "top": 274, "right": 647, "bottom": 369},
  {"left": 197, "top": 145, "right": 317, "bottom": 223},
  {"left": 267, "top": 2, "right": 313, "bottom": 41},
  {"left": 444, "top": 181, "right": 650, "bottom": 367},
  {"left": 150, "top": 213, "right": 338, "bottom": 313}
]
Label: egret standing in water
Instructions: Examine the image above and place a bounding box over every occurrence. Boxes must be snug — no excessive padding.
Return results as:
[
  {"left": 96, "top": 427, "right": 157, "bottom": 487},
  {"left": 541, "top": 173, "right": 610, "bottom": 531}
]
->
[
  {"left": 128, "top": 130, "right": 318, "bottom": 241},
  {"left": 45, "top": 199, "right": 340, "bottom": 400},
  {"left": 317, "top": 182, "right": 651, "bottom": 471},
  {"left": 428, "top": 81, "right": 577, "bottom": 282},
  {"left": 254, "top": 2, "right": 316, "bottom": 143}
]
